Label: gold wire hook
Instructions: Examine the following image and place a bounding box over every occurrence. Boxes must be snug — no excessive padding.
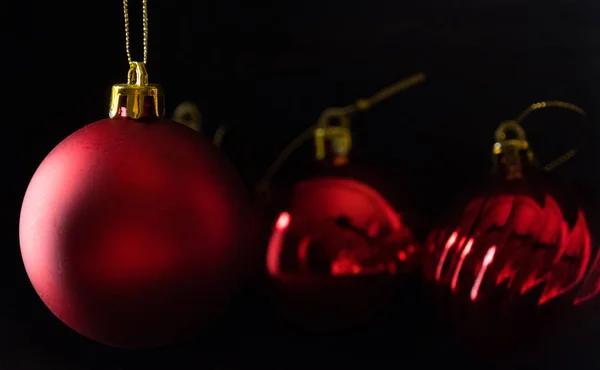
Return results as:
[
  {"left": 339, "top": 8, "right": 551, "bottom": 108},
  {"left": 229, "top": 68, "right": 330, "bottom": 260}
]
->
[
  {"left": 514, "top": 101, "right": 588, "bottom": 172},
  {"left": 312, "top": 72, "right": 427, "bottom": 165},
  {"left": 255, "top": 72, "right": 427, "bottom": 197}
]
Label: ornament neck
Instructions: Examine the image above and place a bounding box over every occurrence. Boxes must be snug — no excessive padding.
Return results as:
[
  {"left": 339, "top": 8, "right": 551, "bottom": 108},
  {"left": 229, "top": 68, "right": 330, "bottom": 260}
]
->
[
  {"left": 492, "top": 120, "right": 537, "bottom": 180},
  {"left": 314, "top": 126, "right": 351, "bottom": 166},
  {"left": 314, "top": 108, "right": 352, "bottom": 167},
  {"left": 109, "top": 61, "right": 165, "bottom": 120}
]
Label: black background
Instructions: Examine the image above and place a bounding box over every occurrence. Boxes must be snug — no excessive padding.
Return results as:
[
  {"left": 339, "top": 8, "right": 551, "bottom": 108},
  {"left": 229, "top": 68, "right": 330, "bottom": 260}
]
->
[{"left": 4, "top": 0, "right": 600, "bottom": 368}]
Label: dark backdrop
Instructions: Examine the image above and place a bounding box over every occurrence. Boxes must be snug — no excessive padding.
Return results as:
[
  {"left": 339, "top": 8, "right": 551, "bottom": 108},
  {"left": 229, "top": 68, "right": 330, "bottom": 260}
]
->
[{"left": 4, "top": 0, "right": 600, "bottom": 368}]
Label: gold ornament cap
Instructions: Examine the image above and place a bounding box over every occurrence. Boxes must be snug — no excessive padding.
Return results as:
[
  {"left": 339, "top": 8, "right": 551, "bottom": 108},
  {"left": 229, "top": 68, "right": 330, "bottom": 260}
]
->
[
  {"left": 492, "top": 120, "right": 536, "bottom": 180},
  {"left": 314, "top": 108, "right": 352, "bottom": 167},
  {"left": 109, "top": 61, "right": 165, "bottom": 120}
]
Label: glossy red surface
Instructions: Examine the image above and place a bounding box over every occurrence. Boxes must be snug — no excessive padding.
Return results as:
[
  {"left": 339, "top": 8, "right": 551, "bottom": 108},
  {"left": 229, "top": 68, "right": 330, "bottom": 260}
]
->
[
  {"left": 19, "top": 118, "right": 251, "bottom": 348},
  {"left": 265, "top": 177, "right": 422, "bottom": 332},
  {"left": 425, "top": 193, "right": 591, "bottom": 306},
  {"left": 267, "top": 177, "right": 420, "bottom": 278}
]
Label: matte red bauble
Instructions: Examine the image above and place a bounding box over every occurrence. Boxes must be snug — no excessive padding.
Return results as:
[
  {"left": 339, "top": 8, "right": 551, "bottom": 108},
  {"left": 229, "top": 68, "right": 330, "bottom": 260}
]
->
[
  {"left": 19, "top": 62, "right": 251, "bottom": 348},
  {"left": 422, "top": 118, "right": 593, "bottom": 356}
]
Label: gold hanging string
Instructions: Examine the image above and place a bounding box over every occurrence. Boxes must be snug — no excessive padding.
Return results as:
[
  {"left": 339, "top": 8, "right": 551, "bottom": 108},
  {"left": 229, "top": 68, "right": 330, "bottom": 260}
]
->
[
  {"left": 109, "top": 0, "right": 162, "bottom": 119},
  {"left": 255, "top": 72, "right": 427, "bottom": 197},
  {"left": 515, "top": 101, "right": 589, "bottom": 172},
  {"left": 353, "top": 73, "right": 426, "bottom": 112},
  {"left": 123, "top": 0, "right": 149, "bottom": 65}
]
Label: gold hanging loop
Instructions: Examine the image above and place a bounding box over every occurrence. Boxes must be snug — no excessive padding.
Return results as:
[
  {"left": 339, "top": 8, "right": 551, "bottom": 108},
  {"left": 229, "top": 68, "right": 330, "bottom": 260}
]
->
[
  {"left": 313, "top": 72, "right": 427, "bottom": 165},
  {"left": 314, "top": 107, "right": 353, "bottom": 165},
  {"left": 515, "top": 101, "right": 588, "bottom": 172},
  {"left": 492, "top": 120, "right": 534, "bottom": 180},
  {"left": 109, "top": 0, "right": 164, "bottom": 120}
]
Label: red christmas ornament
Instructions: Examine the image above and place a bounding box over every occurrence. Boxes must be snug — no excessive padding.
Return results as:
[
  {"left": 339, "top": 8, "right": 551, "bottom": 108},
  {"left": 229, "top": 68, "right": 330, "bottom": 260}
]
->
[
  {"left": 422, "top": 107, "right": 593, "bottom": 356},
  {"left": 424, "top": 175, "right": 591, "bottom": 306},
  {"left": 267, "top": 176, "right": 421, "bottom": 279},
  {"left": 575, "top": 253, "right": 600, "bottom": 305},
  {"left": 265, "top": 175, "right": 422, "bottom": 332},
  {"left": 19, "top": 59, "right": 250, "bottom": 347},
  {"left": 425, "top": 113, "right": 592, "bottom": 307},
  {"left": 256, "top": 74, "right": 427, "bottom": 332}
]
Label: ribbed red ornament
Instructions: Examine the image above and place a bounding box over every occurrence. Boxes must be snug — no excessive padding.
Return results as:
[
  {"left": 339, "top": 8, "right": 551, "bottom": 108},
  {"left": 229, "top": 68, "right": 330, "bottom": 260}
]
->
[
  {"left": 20, "top": 117, "right": 251, "bottom": 348},
  {"left": 422, "top": 118, "right": 593, "bottom": 360}
]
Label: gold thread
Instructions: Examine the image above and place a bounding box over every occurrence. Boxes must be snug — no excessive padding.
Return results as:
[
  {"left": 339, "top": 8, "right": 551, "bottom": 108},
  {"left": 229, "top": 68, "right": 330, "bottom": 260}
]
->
[
  {"left": 515, "top": 101, "right": 588, "bottom": 171},
  {"left": 255, "top": 73, "right": 426, "bottom": 196},
  {"left": 516, "top": 101, "right": 587, "bottom": 124},
  {"left": 352, "top": 73, "right": 427, "bottom": 112},
  {"left": 110, "top": 0, "right": 162, "bottom": 119},
  {"left": 123, "top": 0, "right": 149, "bottom": 65}
]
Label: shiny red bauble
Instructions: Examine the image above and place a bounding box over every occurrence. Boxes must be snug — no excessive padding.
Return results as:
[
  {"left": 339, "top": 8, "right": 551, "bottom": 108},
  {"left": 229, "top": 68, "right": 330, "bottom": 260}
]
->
[
  {"left": 20, "top": 118, "right": 251, "bottom": 348},
  {"left": 422, "top": 172, "right": 594, "bottom": 358},
  {"left": 261, "top": 163, "right": 425, "bottom": 333},
  {"left": 424, "top": 175, "right": 592, "bottom": 307}
]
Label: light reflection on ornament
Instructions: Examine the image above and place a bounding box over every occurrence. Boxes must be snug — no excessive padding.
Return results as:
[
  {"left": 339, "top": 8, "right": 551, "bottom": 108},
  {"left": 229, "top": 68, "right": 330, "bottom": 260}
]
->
[
  {"left": 266, "top": 178, "right": 421, "bottom": 279},
  {"left": 471, "top": 245, "right": 496, "bottom": 301},
  {"left": 451, "top": 237, "right": 473, "bottom": 291},
  {"left": 425, "top": 193, "right": 592, "bottom": 306},
  {"left": 276, "top": 212, "right": 291, "bottom": 229}
]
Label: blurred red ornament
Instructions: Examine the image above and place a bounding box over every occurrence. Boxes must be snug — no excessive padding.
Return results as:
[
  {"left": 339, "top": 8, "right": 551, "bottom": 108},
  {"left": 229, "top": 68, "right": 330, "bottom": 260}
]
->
[
  {"left": 255, "top": 79, "right": 428, "bottom": 331},
  {"left": 422, "top": 112, "right": 594, "bottom": 358},
  {"left": 424, "top": 182, "right": 591, "bottom": 306},
  {"left": 265, "top": 174, "right": 423, "bottom": 332},
  {"left": 267, "top": 177, "right": 420, "bottom": 279},
  {"left": 19, "top": 62, "right": 250, "bottom": 348},
  {"left": 424, "top": 115, "right": 593, "bottom": 308},
  {"left": 575, "top": 258, "right": 600, "bottom": 304}
]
